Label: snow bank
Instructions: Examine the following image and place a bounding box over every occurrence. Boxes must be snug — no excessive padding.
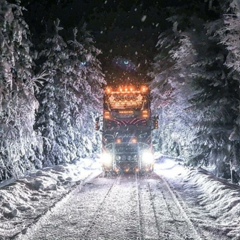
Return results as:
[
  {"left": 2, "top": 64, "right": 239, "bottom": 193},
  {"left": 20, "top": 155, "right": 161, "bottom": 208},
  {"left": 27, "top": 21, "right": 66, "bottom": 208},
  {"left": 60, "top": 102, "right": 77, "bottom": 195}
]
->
[
  {"left": 155, "top": 157, "right": 240, "bottom": 238},
  {"left": 187, "top": 168, "right": 240, "bottom": 232},
  {"left": 0, "top": 158, "right": 101, "bottom": 238}
]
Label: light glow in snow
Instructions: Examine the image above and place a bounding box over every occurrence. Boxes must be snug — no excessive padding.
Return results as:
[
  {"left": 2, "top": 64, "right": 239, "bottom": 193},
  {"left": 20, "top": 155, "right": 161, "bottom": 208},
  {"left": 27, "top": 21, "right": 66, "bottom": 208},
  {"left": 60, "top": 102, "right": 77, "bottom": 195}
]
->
[
  {"left": 0, "top": 156, "right": 240, "bottom": 239},
  {"left": 155, "top": 157, "right": 240, "bottom": 238}
]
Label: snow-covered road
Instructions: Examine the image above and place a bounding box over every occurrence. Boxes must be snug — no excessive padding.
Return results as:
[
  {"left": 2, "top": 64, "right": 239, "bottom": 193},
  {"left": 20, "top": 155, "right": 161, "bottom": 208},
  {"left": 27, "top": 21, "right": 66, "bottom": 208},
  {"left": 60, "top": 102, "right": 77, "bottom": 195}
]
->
[
  {"left": 18, "top": 173, "right": 202, "bottom": 240},
  {"left": 1, "top": 157, "right": 240, "bottom": 240}
]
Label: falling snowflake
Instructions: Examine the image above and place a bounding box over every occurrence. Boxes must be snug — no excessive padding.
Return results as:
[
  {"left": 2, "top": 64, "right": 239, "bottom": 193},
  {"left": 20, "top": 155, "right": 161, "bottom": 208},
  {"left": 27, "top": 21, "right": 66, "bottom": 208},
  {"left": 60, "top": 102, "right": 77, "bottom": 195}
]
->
[{"left": 141, "top": 15, "right": 147, "bottom": 22}]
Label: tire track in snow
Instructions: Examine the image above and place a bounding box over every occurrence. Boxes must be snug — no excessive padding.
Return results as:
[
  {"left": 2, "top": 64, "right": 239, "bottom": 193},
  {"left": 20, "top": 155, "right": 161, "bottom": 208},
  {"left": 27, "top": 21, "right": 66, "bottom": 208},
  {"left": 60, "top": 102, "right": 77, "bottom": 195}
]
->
[
  {"left": 17, "top": 172, "right": 205, "bottom": 240},
  {"left": 156, "top": 173, "right": 203, "bottom": 240},
  {"left": 135, "top": 173, "right": 143, "bottom": 240},
  {"left": 137, "top": 174, "right": 161, "bottom": 240},
  {"left": 80, "top": 174, "right": 121, "bottom": 239},
  {"left": 85, "top": 174, "right": 142, "bottom": 240}
]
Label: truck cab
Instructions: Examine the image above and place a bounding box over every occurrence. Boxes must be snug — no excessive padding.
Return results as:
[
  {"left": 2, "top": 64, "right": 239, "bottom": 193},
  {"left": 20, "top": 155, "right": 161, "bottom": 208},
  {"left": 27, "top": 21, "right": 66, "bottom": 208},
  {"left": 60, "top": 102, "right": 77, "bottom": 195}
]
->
[{"left": 98, "top": 84, "right": 157, "bottom": 175}]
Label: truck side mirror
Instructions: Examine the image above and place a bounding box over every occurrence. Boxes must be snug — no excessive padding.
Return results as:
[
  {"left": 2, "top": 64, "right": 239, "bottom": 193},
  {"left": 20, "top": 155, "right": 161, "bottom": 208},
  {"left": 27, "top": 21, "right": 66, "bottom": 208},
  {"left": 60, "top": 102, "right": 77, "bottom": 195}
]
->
[
  {"left": 95, "top": 117, "right": 100, "bottom": 131},
  {"left": 153, "top": 116, "right": 159, "bottom": 129}
]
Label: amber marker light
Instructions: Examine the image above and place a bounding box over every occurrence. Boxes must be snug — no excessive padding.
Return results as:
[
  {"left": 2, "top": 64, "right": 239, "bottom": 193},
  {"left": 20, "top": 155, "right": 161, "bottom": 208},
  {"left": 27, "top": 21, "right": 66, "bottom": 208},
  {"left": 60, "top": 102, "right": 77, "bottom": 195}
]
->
[
  {"left": 105, "top": 87, "right": 111, "bottom": 94},
  {"left": 141, "top": 85, "right": 148, "bottom": 93},
  {"left": 142, "top": 110, "right": 149, "bottom": 118},
  {"left": 104, "top": 111, "right": 111, "bottom": 119},
  {"left": 132, "top": 138, "right": 137, "bottom": 144},
  {"left": 116, "top": 139, "right": 122, "bottom": 144}
]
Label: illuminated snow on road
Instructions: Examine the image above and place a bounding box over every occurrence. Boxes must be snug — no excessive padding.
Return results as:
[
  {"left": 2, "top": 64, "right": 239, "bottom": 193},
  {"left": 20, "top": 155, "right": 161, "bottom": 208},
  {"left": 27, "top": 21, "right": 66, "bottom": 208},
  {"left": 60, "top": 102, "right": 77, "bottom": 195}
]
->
[{"left": 0, "top": 157, "right": 240, "bottom": 239}]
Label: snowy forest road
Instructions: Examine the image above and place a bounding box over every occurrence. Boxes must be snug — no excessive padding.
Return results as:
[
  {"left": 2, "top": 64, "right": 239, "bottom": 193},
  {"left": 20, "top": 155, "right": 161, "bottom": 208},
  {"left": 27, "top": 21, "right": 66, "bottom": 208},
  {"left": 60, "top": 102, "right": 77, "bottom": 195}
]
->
[{"left": 17, "top": 172, "right": 208, "bottom": 240}]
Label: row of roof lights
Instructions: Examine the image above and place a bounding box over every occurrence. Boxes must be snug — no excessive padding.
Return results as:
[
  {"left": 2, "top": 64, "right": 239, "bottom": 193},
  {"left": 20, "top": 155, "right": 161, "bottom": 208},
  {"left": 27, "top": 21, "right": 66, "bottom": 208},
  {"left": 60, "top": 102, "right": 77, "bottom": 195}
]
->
[{"left": 105, "top": 85, "right": 148, "bottom": 94}]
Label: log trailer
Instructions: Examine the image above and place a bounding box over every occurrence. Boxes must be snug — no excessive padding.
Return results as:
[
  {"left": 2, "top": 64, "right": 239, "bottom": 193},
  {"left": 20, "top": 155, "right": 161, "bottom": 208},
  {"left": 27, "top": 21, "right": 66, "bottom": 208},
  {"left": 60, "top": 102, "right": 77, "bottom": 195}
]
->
[{"left": 96, "top": 84, "right": 158, "bottom": 176}]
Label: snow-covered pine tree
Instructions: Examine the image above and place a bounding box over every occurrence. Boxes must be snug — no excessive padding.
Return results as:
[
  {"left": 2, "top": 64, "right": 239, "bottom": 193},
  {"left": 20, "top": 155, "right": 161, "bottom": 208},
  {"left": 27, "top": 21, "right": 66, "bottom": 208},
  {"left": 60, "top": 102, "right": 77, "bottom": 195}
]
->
[
  {"left": 67, "top": 26, "right": 105, "bottom": 159},
  {"left": 166, "top": 30, "right": 200, "bottom": 161},
  {"left": 0, "top": 0, "right": 40, "bottom": 180},
  {"left": 149, "top": 1, "right": 211, "bottom": 160},
  {"left": 35, "top": 19, "right": 74, "bottom": 166},
  {"left": 150, "top": 26, "right": 200, "bottom": 161},
  {"left": 216, "top": 0, "right": 240, "bottom": 181},
  {"left": 165, "top": 2, "right": 237, "bottom": 179},
  {"left": 189, "top": 15, "right": 238, "bottom": 178},
  {"left": 151, "top": 0, "right": 239, "bottom": 180},
  {"left": 150, "top": 29, "right": 180, "bottom": 155},
  {"left": 35, "top": 20, "right": 105, "bottom": 166}
]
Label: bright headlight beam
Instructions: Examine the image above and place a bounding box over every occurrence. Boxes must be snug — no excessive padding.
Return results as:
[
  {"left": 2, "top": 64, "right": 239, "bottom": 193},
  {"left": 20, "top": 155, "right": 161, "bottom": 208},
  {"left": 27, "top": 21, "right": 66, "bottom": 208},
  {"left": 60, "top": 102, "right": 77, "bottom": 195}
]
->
[
  {"left": 142, "top": 151, "right": 154, "bottom": 164},
  {"left": 100, "top": 152, "right": 112, "bottom": 166}
]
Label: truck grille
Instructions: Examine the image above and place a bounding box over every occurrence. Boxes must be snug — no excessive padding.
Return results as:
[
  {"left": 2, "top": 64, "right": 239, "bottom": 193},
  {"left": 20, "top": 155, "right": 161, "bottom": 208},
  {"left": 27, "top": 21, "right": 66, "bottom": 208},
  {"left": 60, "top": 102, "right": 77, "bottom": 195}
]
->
[
  {"left": 115, "top": 154, "right": 138, "bottom": 162},
  {"left": 115, "top": 144, "right": 138, "bottom": 153}
]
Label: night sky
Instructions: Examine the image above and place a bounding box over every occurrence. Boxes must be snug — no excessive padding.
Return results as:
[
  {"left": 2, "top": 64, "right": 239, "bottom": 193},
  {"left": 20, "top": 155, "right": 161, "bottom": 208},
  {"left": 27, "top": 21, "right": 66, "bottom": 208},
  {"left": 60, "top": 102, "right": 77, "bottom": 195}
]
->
[{"left": 21, "top": 0, "right": 180, "bottom": 83}]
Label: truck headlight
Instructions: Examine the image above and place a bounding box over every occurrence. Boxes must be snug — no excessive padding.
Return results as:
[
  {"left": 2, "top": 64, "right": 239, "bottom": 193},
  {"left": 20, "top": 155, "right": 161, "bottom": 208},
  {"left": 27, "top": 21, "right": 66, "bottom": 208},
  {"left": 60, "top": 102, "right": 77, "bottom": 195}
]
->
[
  {"left": 142, "top": 151, "right": 154, "bottom": 164},
  {"left": 100, "top": 153, "right": 112, "bottom": 166}
]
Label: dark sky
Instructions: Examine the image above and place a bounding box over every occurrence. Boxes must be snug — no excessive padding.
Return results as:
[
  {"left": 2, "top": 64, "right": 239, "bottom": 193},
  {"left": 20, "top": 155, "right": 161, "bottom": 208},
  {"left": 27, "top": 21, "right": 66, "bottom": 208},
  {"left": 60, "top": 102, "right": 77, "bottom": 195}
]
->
[
  {"left": 61, "top": 0, "right": 174, "bottom": 82},
  {"left": 22, "top": 0, "right": 179, "bottom": 82}
]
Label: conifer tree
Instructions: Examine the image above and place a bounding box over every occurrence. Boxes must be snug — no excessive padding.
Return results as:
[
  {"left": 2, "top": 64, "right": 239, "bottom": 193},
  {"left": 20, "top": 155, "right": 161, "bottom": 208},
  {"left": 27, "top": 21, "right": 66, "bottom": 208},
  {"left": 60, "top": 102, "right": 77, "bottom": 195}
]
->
[
  {"left": 216, "top": 0, "right": 240, "bottom": 180},
  {"left": 35, "top": 20, "right": 105, "bottom": 166},
  {"left": 0, "top": 0, "right": 40, "bottom": 179},
  {"left": 151, "top": 0, "right": 239, "bottom": 180},
  {"left": 67, "top": 26, "right": 105, "bottom": 158},
  {"left": 186, "top": 2, "right": 240, "bottom": 179}
]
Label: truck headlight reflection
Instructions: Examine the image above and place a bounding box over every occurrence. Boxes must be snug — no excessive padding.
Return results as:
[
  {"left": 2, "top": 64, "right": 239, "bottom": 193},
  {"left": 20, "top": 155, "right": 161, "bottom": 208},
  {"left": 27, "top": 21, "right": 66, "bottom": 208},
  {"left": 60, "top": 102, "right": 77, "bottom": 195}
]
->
[
  {"left": 101, "top": 153, "right": 113, "bottom": 166},
  {"left": 142, "top": 151, "right": 154, "bottom": 164}
]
